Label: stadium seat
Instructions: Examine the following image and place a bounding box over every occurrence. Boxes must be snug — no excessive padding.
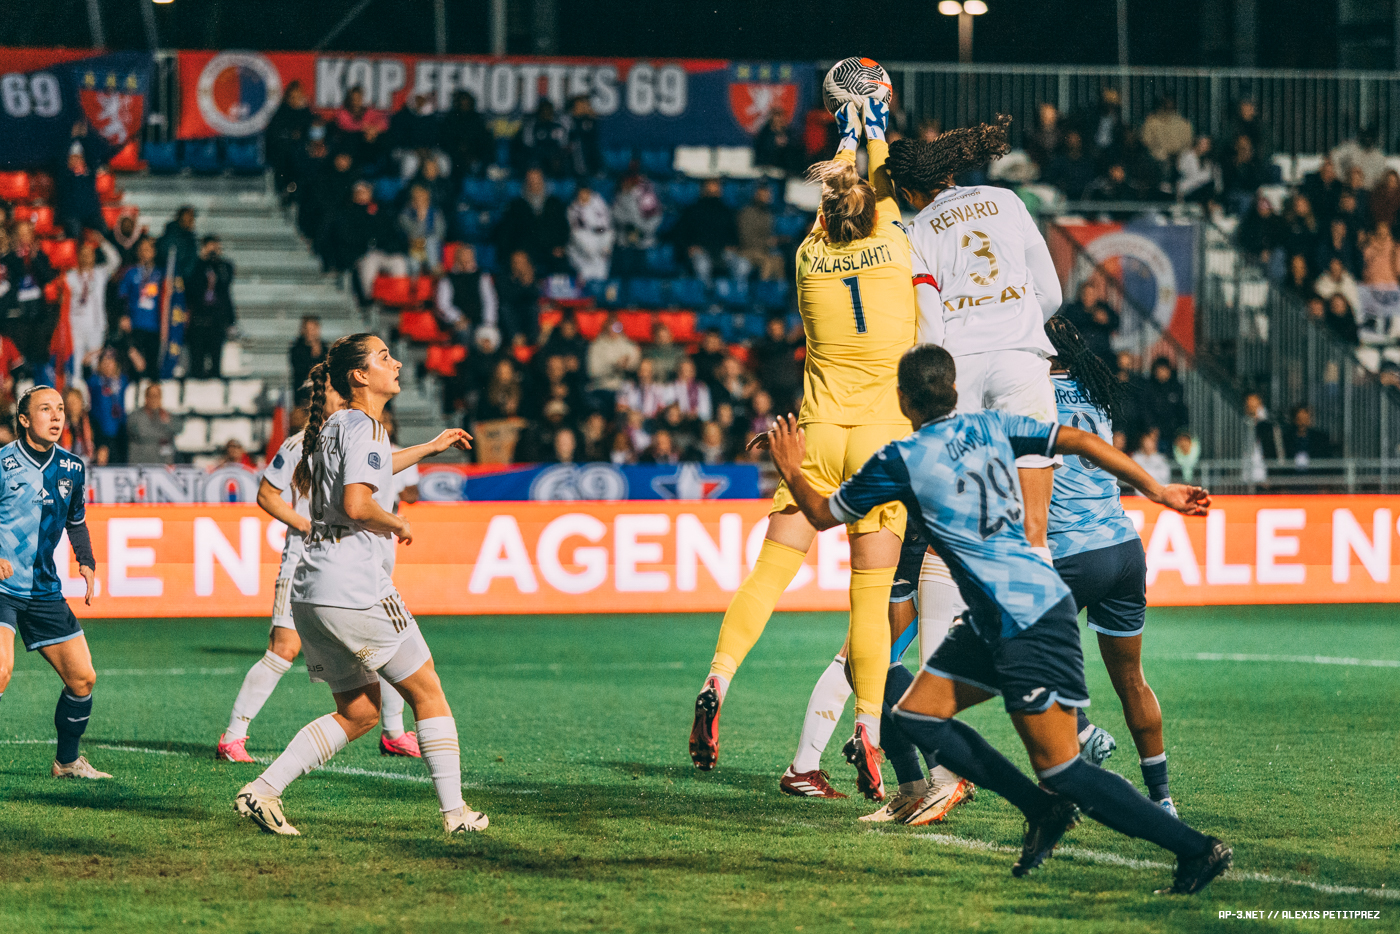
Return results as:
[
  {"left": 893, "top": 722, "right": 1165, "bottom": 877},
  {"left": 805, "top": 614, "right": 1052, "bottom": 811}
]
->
[
  {"left": 43, "top": 279, "right": 63, "bottom": 303},
  {"left": 696, "top": 311, "right": 727, "bottom": 335},
  {"left": 784, "top": 178, "right": 822, "bottom": 212},
  {"left": 670, "top": 277, "right": 707, "bottom": 308},
  {"left": 108, "top": 141, "right": 143, "bottom": 172},
  {"left": 371, "top": 276, "right": 413, "bottom": 307},
  {"left": 710, "top": 278, "right": 750, "bottom": 308},
  {"left": 1294, "top": 154, "right": 1324, "bottom": 181},
  {"left": 225, "top": 379, "right": 264, "bottom": 414},
  {"left": 398, "top": 310, "right": 449, "bottom": 344},
  {"left": 442, "top": 241, "right": 461, "bottom": 270},
  {"left": 753, "top": 280, "right": 790, "bottom": 310},
  {"left": 640, "top": 149, "right": 674, "bottom": 177},
  {"left": 182, "top": 379, "right": 229, "bottom": 414},
  {"left": 143, "top": 142, "right": 180, "bottom": 174},
  {"left": 657, "top": 310, "right": 698, "bottom": 343},
  {"left": 122, "top": 382, "right": 138, "bottom": 415},
  {"left": 184, "top": 139, "right": 222, "bottom": 174},
  {"left": 625, "top": 278, "right": 666, "bottom": 308},
  {"left": 593, "top": 177, "right": 616, "bottom": 202},
  {"left": 14, "top": 205, "right": 55, "bottom": 236},
  {"left": 645, "top": 244, "right": 677, "bottom": 275},
  {"left": 101, "top": 205, "right": 139, "bottom": 230},
  {"left": 585, "top": 278, "right": 624, "bottom": 308},
  {"left": 662, "top": 179, "right": 701, "bottom": 208},
  {"left": 208, "top": 417, "right": 255, "bottom": 449},
  {"left": 548, "top": 178, "right": 577, "bottom": 203},
  {"left": 727, "top": 342, "right": 751, "bottom": 364},
  {"left": 617, "top": 310, "right": 655, "bottom": 342},
  {"left": 425, "top": 343, "right": 467, "bottom": 377},
  {"left": 0, "top": 172, "right": 30, "bottom": 202},
  {"left": 461, "top": 178, "right": 500, "bottom": 207},
  {"left": 715, "top": 147, "right": 762, "bottom": 178},
  {"left": 225, "top": 139, "right": 264, "bottom": 174},
  {"left": 172, "top": 417, "right": 209, "bottom": 454},
  {"left": 722, "top": 180, "right": 756, "bottom": 208},
  {"left": 373, "top": 177, "right": 405, "bottom": 204},
  {"left": 603, "top": 147, "right": 634, "bottom": 174},
  {"left": 574, "top": 310, "right": 607, "bottom": 339},
  {"left": 40, "top": 239, "right": 78, "bottom": 271},
  {"left": 95, "top": 170, "right": 120, "bottom": 203},
  {"left": 500, "top": 179, "right": 523, "bottom": 201},
  {"left": 774, "top": 212, "right": 813, "bottom": 240},
  {"left": 673, "top": 146, "right": 715, "bottom": 177},
  {"left": 474, "top": 243, "right": 497, "bottom": 271},
  {"left": 160, "top": 379, "right": 188, "bottom": 414}
]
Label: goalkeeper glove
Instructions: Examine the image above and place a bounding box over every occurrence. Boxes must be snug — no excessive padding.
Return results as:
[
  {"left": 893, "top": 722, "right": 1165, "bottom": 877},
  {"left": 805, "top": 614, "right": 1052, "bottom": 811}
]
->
[
  {"left": 862, "top": 97, "right": 889, "bottom": 143},
  {"left": 835, "top": 101, "right": 862, "bottom": 153}
]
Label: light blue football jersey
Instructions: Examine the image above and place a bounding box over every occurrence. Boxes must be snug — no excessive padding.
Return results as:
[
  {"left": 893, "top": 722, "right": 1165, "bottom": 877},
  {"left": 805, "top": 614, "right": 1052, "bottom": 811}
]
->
[
  {"left": 829, "top": 409, "right": 1072, "bottom": 640},
  {"left": 0, "top": 441, "right": 88, "bottom": 601},
  {"left": 1047, "top": 374, "right": 1139, "bottom": 560}
]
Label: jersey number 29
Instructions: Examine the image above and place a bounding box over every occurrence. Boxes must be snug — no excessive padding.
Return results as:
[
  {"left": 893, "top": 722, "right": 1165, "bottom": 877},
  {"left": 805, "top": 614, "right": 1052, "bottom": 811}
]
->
[
  {"left": 957, "top": 457, "right": 1022, "bottom": 539},
  {"left": 840, "top": 276, "right": 867, "bottom": 334}
]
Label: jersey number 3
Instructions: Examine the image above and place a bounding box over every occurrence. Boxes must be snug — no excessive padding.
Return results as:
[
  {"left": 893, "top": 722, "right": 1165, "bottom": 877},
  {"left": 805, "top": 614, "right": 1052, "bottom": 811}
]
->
[
  {"left": 959, "top": 230, "right": 1000, "bottom": 286},
  {"left": 840, "top": 276, "right": 867, "bottom": 334}
]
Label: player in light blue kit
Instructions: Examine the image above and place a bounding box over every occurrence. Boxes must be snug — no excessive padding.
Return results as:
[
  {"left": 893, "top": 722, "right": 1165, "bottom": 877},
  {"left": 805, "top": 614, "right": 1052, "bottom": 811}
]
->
[
  {"left": 1044, "top": 315, "right": 1177, "bottom": 815},
  {"left": 764, "top": 344, "right": 1231, "bottom": 894},
  {"left": 0, "top": 387, "right": 103, "bottom": 779}
]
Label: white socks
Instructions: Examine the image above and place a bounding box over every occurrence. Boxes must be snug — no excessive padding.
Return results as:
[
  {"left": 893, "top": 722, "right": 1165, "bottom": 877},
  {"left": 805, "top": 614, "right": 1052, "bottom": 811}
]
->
[
  {"left": 918, "top": 551, "right": 965, "bottom": 665},
  {"left": 226, "top": 650, "right": 294, "bottom": 740},
  {"left": 254, "top": 713, "right": 348, "bottom": 796},
  {"left": 792, "top": 656, "right": 852, "bottom": 772},
  {"left": 855, "top": 712, "right": 881, "bottom": 745},
  {"left": 378, "top": 675, "right": 406, "bottom": 737},
  {"left": 707, "top": 673, "right": 730, "bottom": 701},
  {"left": 416, "top": 716, "right": 464, "bottom": 813},
  {"left": 1031, "top": 545, "right": 1054, "bottom": 565}
]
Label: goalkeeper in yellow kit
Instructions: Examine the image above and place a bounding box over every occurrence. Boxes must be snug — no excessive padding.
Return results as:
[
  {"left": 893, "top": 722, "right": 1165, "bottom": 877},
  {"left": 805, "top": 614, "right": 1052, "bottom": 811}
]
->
[{"left": 690, "top": 96, "right": 915, "bottom": 800}]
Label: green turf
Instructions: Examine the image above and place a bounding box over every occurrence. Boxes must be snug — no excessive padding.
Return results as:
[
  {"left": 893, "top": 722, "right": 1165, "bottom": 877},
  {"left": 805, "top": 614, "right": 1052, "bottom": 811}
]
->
[{"left": 0, "top": 604, "right": 1396, "bottom": 933}]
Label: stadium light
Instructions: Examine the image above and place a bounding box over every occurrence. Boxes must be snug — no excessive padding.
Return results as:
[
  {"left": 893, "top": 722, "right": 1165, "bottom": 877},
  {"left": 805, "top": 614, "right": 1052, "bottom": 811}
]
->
[
  {"left": 939, "top": 0, "right": 985, "bottom": 63},
  {"left": 153, "top": 0, "right": 174, "bottom": 5},
  {"left": 964, "top": 0, "right": 988, "bottom": 13},
  {"left": 938, "top": 1, "right": 962, "bottom": 13}
]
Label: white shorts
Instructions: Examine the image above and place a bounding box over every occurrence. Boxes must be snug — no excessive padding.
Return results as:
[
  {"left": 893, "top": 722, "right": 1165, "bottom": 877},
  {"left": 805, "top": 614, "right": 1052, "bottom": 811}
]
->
[
  {"left": 270, "top": 548, "right": 300, "bottom": 631},
  {"left": 954, "top": 350, "right": 1058, "bottom": 469},
  {"left": 291, "top": 591, "right": 431, "bottom": 693}
]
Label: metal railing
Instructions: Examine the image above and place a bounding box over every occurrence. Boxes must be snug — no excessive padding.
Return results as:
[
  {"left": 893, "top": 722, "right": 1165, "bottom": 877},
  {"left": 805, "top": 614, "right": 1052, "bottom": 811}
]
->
[
  {"left": 1195, "top": 458, "right": 1400, "bottom": 494},
  {"left": 884, "top": 62, "right": 1400, "bottom": 156}
]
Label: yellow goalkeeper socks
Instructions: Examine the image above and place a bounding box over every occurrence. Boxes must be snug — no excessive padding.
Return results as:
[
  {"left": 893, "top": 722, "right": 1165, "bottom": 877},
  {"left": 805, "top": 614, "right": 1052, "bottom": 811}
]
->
[
  {"left": 709, "top": 539, "right": 808, "bottom": 683},
  {"left": 847, "top": 566, "right": 896, "bottom": 730}
]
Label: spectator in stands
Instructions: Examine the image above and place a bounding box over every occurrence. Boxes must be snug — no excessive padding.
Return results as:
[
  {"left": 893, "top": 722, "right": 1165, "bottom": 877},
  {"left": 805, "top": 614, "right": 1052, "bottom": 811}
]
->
[
  {"left": 87, "top": 348, "right": 128, "bottom": 465},
  {"left": 398, "top": 184, "right": 446, "bottom": 278},
  {"left": 496, "top": 168, "right": 569, "bottom": 274},
  {"left": 691, "top": 329, "right": 728, "bottom": 388},
  {"left": 512, "top": 100, "right": 570, "bottom": 178},
  {"left": 737, "top": 186, "right": 784, "bottom": 281},
  {"left": 126, "top": 383, "right": 183, "bottom": 465},
  {"left": 752, "top": 316, "right": 803, "bottom": 412},
  {"left": 639, "top": 322, "right": 681, "bottom": 382},
  {"left": 1282, "top": 254, "right": 1314, "bottom": 302},
  {"left": 497, "top": 251, "right": 541, "bottom": 344},
  {"left": 216, "top": 438, "right": 257, "bottom": 469},
  {"left": 614, "top": 414, "right": 644, "bottom": 463},
  {"left": 1318, "top": 217, "right": 1362, "bottom": 275},
  {"left": 1244, "top": 390, "right": 1284, "bottom": 469},
  {"left": 60, "top": 386, "right": 95, "bottom": 463},
  {"left": 1323, "top": 293, "right": 1361, "bottom": 346},
  {"left": 289, "top": 315, "right": 326, "bottom": 396},
  {"left": 1370, "top": 169, "right": 1400, "bottom": 230},
  {"left": 612, "top": 169, "right": 663, "bottom": 276},
  {"left": 267, "top": 80, "right": 314, "bottom": 202},
  {"left": 527, "top": 352, "right": 580, "bottom": 418},
  {"left": 319, "top": 181, "right": 395, "bottom": 302},
  {"left": 1358, "top": 222, "right": 1400, "bottom": 330},
  {"left": 547, "top": 426, "right": 578, "bottom": 465},
  {"left": 1059, "top": 274, "right": 1119, "bottom": 365},
  {"left": 111, "top": 213, "right": 144, "bottom": 266},
  {"left": 1172, "top": 430, "right": 1200, "bottom": 483},
  {"left": 1084, "top": 162, "right": 1136, "bottom": 211},
  {"left": 516, "top": 399, "right": 572, "bottom": 462},
  {"left": 1301, "top": 157, "right": 1344, "bottom": 223},
  {"left": 299, "top": 150, "right": 354, "bottom": 244},
  {"left": 587, "top": 311, "right": 641, "bottom": 395},
  {"left": 670, "top": 358, "right": 713, "bottom": 424},
  {"left": 1336, "top": 182, "right": 1368, "bottom": 234},
  {"left": 685, "top": 420, "right": 729, "bottom": 464},
  {"left": 186, "top": 235, "right": 236, "bottom": 379},
  {"left": 1141, "top": 95, "right": 1193, "bottom": 177},
  {"left": 2, "top": 219, "right": 59, "bottom": 371},
  {"left": 1143, "top": 356, "right": 1189, "bottom": 443},
  {"left": 566, "top": 184, "right": 614, "bottom": 283},
  {"left": 64, "top": 235, "right": 120, "bottom": 383},
  {"left": 1042, "top": 130, "right": 1095, "bottom": 201},
  {"left": 567, "top": 96, "right": 602, "bottom": 178},
  {"left": 1026, "top": 102, "right": 1063, "bottom": 173},
  {"left": 637, "top": 429, "right": 680, "bottom": 466},
  {"left": 1331, "top": 127, "right": 1387, "bottom": 190},
  {"left": 1221, "top": 135, "right": 1267, "bottom": 214},
  {"left": 333, "top": 87, "right": 389, "bottom": 157},
  {"left": 1236, "top": 194, "right": 1287, "bottom": 274},
  {"left": 478, "top": 357, "right": 522, "bottom": 421},
  {"left": 1129, "top": 427, "right": 1172, "bottom": 488},
  {"left": 803, "top": 107, "right": 837, "bottom": 163},
  {"left": 388, "top": 92, "right": 443, "bottom": 175},
  {"left": 674, "top": 178, "right": 747, "bottom": 284},
  {"left": 1226, "top": 99, "right": 1268, "bottom": 159},
  {"left": 538, "top": 311, "right": 589, "bottom": 372},
  {"left": 436, "top": 244, "right": 499, "bottom": 341},
  {"left": 618, "top": 358, "right": 669, "bottom": 418},
  {"left": 746, "top": 390, "right": 777, "bottom": 439},
  {"left": 1175, "top": 136, "right": 1218, "bottom": 206},
  {"left": 54, "top": 147, "right": 106, "bottom": 240},
  {"left": 441, "top": 91, "right": 494, "bottom": 186},
  {"left": 1283, "top": 405, "right": 1333, "bottom": 466},
  {"left": 1315, "top": 256, "right": 1362, "bottom": 315},
  {"left": 711, "top": 355, "right": 754, "bottom": 412},
  {"left": 454, "top": 326, "right": 504, "bottom": 422},
  {"left": 407, "top": 157, "right": 453, "bottom": 213},
  {"left": 1283, "top": 194, "right": 1321, "bottom": 262},
  {"left": 754, "top": 110, "right": 805, "bottom": 176},
  {"left": 578, "top": 411, "right": 611, "bottom": 462},
  {"left": 0, "top": 330, "right": 21, "bottom": 411},
  {"left": 105, "top": 314, "right": 147, "bottom": 380},
  {"left": 1075, "top": 87, "right": 1127, "bottom": 170}
]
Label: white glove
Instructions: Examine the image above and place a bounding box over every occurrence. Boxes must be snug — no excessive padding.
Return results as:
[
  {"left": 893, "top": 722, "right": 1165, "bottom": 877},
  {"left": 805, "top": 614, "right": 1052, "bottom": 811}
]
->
[
  {"left": 862, "top": 97, "right": 889, "bottom": 143},
  {"left": 835, "top": 101, "right": 863, "bottom": 153}
]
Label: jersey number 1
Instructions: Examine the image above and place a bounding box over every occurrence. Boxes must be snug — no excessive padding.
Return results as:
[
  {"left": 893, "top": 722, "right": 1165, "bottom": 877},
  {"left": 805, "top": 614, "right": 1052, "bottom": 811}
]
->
[{"left": 841, "top": 276, "right": 867, "bottom": 334}]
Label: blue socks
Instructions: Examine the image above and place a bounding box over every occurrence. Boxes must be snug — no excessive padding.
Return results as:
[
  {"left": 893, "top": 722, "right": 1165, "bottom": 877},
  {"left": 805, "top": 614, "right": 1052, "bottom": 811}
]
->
[
  {"left": 880, "top": 664, "right": 925, "bottom": 786},
  {"left": 55, "top": 691, "right": 92, "bottom": 765},
  {"left": 892, "top": 707, "right": 1054, "bottom": 819},
  {"left": 1140, "top": 753, "right": 1171, "bottom": 802},
  {"left": 1037, "top": 756, "right": 1208, "bottom": 857}
]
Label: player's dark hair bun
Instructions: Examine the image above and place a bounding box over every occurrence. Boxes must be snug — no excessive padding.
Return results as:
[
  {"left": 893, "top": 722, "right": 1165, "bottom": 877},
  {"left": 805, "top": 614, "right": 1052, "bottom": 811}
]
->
[
  {"left": 897, "top": 345, "right": 958, "bottom": 420},
  {"left": 888, "top": 114, "right": 1012, "bottom": 196}
]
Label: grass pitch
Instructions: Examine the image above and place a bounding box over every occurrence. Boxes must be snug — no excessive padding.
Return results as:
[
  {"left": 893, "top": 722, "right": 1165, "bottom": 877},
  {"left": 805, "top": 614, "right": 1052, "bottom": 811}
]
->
[{"left": 0, "top": 604, "right": 1396, "bottom": 933}]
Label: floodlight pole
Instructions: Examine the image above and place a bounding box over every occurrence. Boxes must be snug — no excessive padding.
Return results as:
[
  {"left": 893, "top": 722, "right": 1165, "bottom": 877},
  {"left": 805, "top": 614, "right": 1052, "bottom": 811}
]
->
[
  {"left": 492, "top": 0, "right": 508, "bottom": 55},
  {"left": 314, "top": 0, "right": 378, "bottom": 51},
  {"left": 434, "top": 0, "right": 447, "bottom": 54},
  {"left": 958, "top": 12, "right": 973, "bottom": 64},
  {"left": 139, "top": 0, "right": 159, "bottom": 50},
  {"left": 87, "top": 0, "right": 106, "bottom": 48}
]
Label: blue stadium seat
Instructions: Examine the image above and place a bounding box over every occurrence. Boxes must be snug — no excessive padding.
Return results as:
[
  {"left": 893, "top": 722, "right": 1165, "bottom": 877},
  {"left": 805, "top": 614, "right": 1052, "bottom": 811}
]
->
[
  {"left": 592, "top": 177, "right": 617, "bottom": 202},
  {"left": 645, "top": 244, "right": 676, "bottom": 275},
  {"left": 663, "top": 180, "right": 701, "bottom": 208},
  {"left": 640, "top": 148, "right": 673, "bottom": 177},
  {"left": 549, "top": 178, "right": 578, "bottom": 203},
  {"left": 696, "top": 312, "right": 727, "bottom": 334},
  {"left": 373, "top": 177, "right": 405, "bottom": 204},
  {"left": 734, "top": 312, "right": 769, "bottom": 339},
  {"left": 500, "top": 179, "right": 523, "bottom": 201},
  {"left": 586, "top": 278, "right": 625, "bottom": 308},
  {"left": 224, "top": 139, "right": 264, "bottom": 174},
  {"left": 774, "top": 212, "right": 813, "bottom": 240},
  {"left": 722, "top": 180, "right": 755, "bottom": 209},
  {"left": 461, "top": 178, "right": 500, "bottom": 207},
  {"left": 143, "top": 142, "right": 179, "bottom": 174},
  {"left": 670, "top": 277, "right": 707, "bottom": 308},
  {"left": 603, "top": 148, "right": 634, "bottom": 174},
  {"left": 710, "top": 278, "right": 751, "bottom": 308},
  {"left": 626, "top": 277, "right": 667, "bottom": 308},
  {"left": 183, "top": 139, "right": 222, "bottom": 174},
  {"left": 753, "top": 279, "right": 790, "bottom": 310},
  {"left": 494, "top": 139, "right": 511, "bottom": 168},
  {"left": 474, "top": 243, "right": 497, "bottom": 271},
  {"left": 454, "top": 209, "right": 485, "bottom": 241}
]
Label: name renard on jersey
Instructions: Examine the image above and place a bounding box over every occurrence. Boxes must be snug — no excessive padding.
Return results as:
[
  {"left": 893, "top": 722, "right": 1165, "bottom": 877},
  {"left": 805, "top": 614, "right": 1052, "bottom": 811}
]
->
[
  {"left": 804, "top": 242, "right": 897, "bottom": 274},
  {"left": 925, "top": 198, "right": 1001, "bottom": 234}
]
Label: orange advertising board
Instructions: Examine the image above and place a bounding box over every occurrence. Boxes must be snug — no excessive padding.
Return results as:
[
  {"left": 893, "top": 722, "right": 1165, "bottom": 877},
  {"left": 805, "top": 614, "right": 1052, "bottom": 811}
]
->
[{"left": 58, "top": 497, "right": 1400, "bottom": 618}]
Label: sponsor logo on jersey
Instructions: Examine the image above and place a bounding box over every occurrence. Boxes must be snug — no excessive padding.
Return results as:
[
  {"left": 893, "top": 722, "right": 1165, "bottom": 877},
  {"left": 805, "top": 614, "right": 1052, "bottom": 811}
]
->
[
  {"left": 61, "top": 458, "right": 81, "bottom": 471},
  {"left": 2, "top": 456, "right": 18, "bottom": 471},
  {"left": 271, "top": 453, "right": 284, "bottom": 469},
  {"left": 368, "top": 452, "right": 381, "bottom": 470}
]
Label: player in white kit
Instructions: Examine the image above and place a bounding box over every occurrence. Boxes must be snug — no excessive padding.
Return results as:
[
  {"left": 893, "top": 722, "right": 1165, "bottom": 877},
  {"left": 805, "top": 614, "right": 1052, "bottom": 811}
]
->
[
  {"left": 215, "top": 363, "right": 420, "bottom": 762},
  {"left": 234, "top": 334, "right": 485, "bottom": 837}
]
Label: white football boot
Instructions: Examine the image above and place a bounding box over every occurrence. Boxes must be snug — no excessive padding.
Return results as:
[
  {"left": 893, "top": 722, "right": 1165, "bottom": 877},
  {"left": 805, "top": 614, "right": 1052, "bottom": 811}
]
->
[
  {"left": 52, "top": 756, "right": 112, "bottom": 779},
  {"left": 235, "top": 782, "right": 300, "bottom": 835},
  {"left": 443, "top": 805, "right": 489, "bottom": 834}
]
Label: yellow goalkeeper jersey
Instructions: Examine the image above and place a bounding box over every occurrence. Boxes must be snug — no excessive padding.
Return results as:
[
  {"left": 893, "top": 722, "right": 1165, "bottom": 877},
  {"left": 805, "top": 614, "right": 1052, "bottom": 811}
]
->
[{"left": 795, "top": 140, "right": 917, "bottom": 427}]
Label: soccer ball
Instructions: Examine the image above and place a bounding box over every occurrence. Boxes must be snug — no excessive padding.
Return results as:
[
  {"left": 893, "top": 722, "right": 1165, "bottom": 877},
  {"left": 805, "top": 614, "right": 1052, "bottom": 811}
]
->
[{"left": 822, "top": 58, "right": 892, "bottom": 114}]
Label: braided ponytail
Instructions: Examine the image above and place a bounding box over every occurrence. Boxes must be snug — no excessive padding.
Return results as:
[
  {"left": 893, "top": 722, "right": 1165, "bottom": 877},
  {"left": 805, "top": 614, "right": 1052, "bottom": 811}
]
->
[
  {"left": 807, "top": 158, "right": 877, "bottom": 243},
  {"left": 292, "top": 362, "right": 329, "bottom": 498},
  {"left": 887, "top": 114, "right": 1012, "bottom": 197},
  {"left": 1045, "top": 314, "right": 1122, "bottom": 424}
]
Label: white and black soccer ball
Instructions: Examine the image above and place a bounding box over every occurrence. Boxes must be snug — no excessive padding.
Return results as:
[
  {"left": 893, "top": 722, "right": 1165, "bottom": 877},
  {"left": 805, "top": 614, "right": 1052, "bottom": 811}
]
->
[{"left": 822, "top": 57, "right": 892, "bottom": 114}]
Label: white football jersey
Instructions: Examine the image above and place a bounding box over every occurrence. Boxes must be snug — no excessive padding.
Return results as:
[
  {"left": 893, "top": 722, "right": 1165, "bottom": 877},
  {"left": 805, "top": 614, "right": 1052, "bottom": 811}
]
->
[
  {"left": 390, "top": 444, "right": 418, "bottom": 508},
  {"left": 906, "top": 185, "right": 1059, "bottom": 358},
  {"left": 262, "top": 431, "right": 308, "bottom": 560},
  {"left": 292, "top": 409, "right": 397, "bottom": 610}
]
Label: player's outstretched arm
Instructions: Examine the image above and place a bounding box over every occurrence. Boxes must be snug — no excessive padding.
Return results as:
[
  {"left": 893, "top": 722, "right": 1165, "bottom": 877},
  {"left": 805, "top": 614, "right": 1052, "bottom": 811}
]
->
[
  {"left": 391, "top": 428, "right": 472, "bottom": 474},
  {"left": 256, "top": 478, "right": 310, "bottom": 534},
  {"left": 1053, "top": 426, "right": 1211, "bottom": 515},
  {"left": 343, "top": 482, "right": 413, "bottom": 544},
  {"left": 860, "top": 98, "right": 899, "bottom": 213},
  {"left": 763, "top": 414, "right": 842, "bottom": 531}
]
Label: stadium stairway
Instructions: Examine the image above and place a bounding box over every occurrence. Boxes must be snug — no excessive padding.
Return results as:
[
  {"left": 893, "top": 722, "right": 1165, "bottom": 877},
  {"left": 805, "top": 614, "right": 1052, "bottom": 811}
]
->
[{"left": 119, "top": 174, "right": 454, "bottom": 449}]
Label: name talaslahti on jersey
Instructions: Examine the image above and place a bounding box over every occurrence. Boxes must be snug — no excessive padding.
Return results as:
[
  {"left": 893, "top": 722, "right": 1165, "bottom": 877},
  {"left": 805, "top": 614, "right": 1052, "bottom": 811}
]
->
[{"left": 806, "top": 242, "right": 896, "bottom": 274}]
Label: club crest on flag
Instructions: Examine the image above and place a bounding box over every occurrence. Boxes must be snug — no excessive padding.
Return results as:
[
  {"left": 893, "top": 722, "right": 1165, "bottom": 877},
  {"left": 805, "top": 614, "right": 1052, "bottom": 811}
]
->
[
  {"left": 78, "top": 70, "right": 145, "bottom": 146},
  {"left": 728, "top": 82, "right": 797, "bottom": 135},
  {"left": 196, "top": 52, "right": 282, "bottom": 137}
]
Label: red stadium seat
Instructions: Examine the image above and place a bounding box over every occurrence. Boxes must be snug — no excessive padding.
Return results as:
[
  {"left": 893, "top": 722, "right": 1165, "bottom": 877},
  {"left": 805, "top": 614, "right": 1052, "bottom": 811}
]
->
[
  {"left": 43, "top": 279, "right": 64, "bottom": 303},
  {"left": 398, "top": 310, "right": 449, "bottom": 344},
  {"left": 574, "top": 310, "right": 607, "bottom": 339},
  {"left": 538, "top": 309, "right": 563, "bottom": 333},
  {"left": 96, "top": 171, "right": 120, "bottom": 203},
  {"left": 0, "top": 172, "right": 30, "bottom": 202},
  {"left": 28, "top": 173, "right": 52, "bottom": 203},
  {"left": 425, "top": 343, "right": 467, "bottom": 377},
  {"left": 101, "top": 205, "right": 139, "bottom": 230},
  {"left": 512, "top": 343, "right": 536, "bottom": 365},
  {"left": 442, "top": 241, "right": 461, "bottom": 270},
  {"left": 617, "top": 310, "right": 654, "bottom": 342},
  {"left": 108, "top": 141, "right": 144, "bottom": 172},
  {"left": 14, "top": 206, "right": 56, "bottom": 236},
  {"left": 411, "top": 276, "right": 434, "bottom": 303},
  {"left": 657, "top": 310, "right": 698, "bottom": 343},
  {"left": 371, "top": 275, "right": 412, "bottom": 307},
  {"left": 728, "top": 344, "right": 750, "bottom": 365},
  {"left": 40, "top": 239, "right": 78, "bottom": 270}
]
